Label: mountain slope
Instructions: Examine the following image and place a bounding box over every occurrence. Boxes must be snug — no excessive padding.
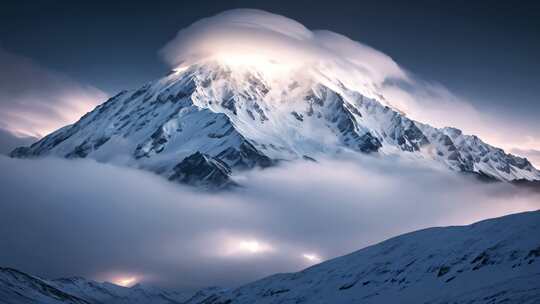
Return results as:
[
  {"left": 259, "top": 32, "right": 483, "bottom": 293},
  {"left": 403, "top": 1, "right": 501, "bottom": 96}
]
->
[
  {"left": 0, "top": 269, "right": 191, "bottom": 304},
  {"left": 11, "top": 62, "right": 540, "bottom": 187},
  {"left": 193, "top": 210, "right": 540, "bottom": 304}
]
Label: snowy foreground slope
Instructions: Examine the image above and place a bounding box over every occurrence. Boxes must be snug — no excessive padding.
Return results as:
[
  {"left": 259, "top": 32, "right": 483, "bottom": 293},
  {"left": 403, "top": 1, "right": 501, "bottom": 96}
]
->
[
  {"left": 2, "top": 211, "right": 539, "bottom": 303},
  {"left": 0, "top": 268, "right": 196, "bottom": 304},
  {"left": 11, "top": 62, "right": 540, "bottom": 188},
  {"left": 191, "top": 210, "right": 540, "bottom": 304}
]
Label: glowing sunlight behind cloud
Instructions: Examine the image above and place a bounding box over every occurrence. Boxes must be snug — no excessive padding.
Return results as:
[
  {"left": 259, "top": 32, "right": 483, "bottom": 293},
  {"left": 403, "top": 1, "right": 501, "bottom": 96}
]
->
[
  {"left": 302, "top": 253, "right": 322, "bottom": 264},
  {"left": 220, "top": 236, "right": 275, "bottom": 256},
  {"left": 113, "top": 276, "right": 138, "bottom": 287}
]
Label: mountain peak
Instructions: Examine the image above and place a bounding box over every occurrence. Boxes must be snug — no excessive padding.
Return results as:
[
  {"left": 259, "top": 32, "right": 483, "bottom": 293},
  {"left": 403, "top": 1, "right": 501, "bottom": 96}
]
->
[{"left": 10, "top": 59, "right": 540, "bottom": 187}]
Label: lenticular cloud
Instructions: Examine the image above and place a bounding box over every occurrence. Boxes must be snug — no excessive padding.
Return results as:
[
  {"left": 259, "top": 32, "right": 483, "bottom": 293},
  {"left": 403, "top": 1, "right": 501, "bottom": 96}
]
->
[{"left": 160, "top": 9, "right": 407, "bottom": 85}]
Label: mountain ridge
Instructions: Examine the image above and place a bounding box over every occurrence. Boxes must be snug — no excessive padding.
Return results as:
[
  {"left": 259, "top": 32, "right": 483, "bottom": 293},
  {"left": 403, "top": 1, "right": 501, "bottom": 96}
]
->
[{"left": 10, "top": 61, "right": 540, "bottom": 188}]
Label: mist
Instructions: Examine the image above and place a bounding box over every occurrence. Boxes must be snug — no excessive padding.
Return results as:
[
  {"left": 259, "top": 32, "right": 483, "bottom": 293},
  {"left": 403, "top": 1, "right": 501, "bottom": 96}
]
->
[{"left": 1, "top": 154, "right": 537, "bottom": 291}]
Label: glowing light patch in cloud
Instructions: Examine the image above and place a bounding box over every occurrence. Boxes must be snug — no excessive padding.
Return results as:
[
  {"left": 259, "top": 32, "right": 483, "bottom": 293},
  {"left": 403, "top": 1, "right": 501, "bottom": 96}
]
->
[
  {"left": 232, "top": 239, "right": 273, "bottom": 255},
  {"left": 113, "top": 276, "right": 138, "bottom": 287},
  {"left": 239, "top": 240, "right": 266, "bottom": 253},
  {"left": 302, "top": 253, "right": 322, "bottom": 263},
  {"left": 217, "top": 235, "right": 275, "bottom": 257}
]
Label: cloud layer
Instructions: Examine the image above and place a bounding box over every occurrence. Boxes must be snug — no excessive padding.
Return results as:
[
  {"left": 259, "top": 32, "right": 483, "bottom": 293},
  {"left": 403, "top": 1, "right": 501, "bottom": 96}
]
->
[
  {"left": 1, "top": 155, "right": 537, "bottom": 291},
  {"left": 0, "top": 48, "right": 107, "bottom": 138}
]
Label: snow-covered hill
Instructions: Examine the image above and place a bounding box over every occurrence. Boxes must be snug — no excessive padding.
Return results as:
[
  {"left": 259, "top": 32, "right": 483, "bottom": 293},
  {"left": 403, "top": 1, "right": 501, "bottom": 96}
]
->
[
  {"left": 11, "top": 61, "right": 540, "bottom": 188},
  {"left": 193, "top": 210, "right": 540, "bottom": 304},
  {"left": 2, "top": 211, "right": 539, "bottom": 303},
  {"left": 0, "top": 268, "right": 192, "bottom": 304}
]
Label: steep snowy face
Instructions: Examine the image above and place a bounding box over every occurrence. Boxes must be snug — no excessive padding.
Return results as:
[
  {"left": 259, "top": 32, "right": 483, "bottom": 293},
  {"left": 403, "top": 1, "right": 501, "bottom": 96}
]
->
[
  {"left": 10, "top": 60, "right": 540, "bottom": 186},
  {"left": 191, "top": 211, "right": 540, "bottom": 304}
]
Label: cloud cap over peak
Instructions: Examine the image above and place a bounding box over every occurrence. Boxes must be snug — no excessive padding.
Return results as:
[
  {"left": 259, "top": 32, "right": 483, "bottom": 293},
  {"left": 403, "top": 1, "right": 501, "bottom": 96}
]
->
[{"left": 160, "top": 9, "right": 407, "bottom": 84}]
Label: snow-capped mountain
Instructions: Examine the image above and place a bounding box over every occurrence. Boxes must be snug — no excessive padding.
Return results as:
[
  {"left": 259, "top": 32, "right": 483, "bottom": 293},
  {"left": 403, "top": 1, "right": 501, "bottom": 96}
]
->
[
  {"left": 192, "top": 210, "right": 540, "bottom": 304},
  {"left": 11, "top": 61, "right": 540, "bottom": 188},
  {"left": 0, "top": 268, "right": 192, "bottom": 304},
  {"left": 2, "top": 211, "right": 539, "bottom": 303}
]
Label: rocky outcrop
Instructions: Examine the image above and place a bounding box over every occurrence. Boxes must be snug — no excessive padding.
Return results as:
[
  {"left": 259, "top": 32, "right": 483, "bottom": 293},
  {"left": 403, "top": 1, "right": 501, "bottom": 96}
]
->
[{"left": 169, "top": 152, "right": 235, "bottom": 190}]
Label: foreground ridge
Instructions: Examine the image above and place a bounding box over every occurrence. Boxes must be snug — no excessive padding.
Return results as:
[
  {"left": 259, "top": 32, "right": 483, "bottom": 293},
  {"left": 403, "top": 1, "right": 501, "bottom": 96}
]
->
[{"left": 2, "top": 211, "right": 539, "bottom": 303}]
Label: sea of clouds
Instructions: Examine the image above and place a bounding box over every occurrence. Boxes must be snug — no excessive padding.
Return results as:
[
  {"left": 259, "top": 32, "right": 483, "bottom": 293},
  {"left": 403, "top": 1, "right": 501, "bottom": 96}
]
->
[{"left": 1, "top": 154, "right": 538, "bottom": 290}]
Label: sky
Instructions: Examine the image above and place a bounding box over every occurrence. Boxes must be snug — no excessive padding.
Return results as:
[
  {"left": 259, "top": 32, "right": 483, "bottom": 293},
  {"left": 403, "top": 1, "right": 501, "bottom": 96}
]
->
[{"left": 0, "top": 0, "right": 540, "bottom": 292}]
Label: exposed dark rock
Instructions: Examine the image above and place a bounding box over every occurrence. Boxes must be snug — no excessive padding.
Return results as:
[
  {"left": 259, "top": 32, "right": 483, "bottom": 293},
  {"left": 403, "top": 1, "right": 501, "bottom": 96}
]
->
[
  {"left": 262, "top": 288, "right": 290, "bottom": 297},
  {"left": 221, "top": 95, "right": 238, "bottom": 115},
  {"left": 291, "top": 111, "right": 304, "bottom": 122},
  {"left": 302, "top": 155, "right": 317, "bottom": 162},
  {"left": 437, "top": 266, "right": 450, "bottom": 277},
  {"left": 208, "top": 126, "right": 235, "bottom": 139},
  {"left": 169, "top": 152, "right": 235, "bottom": 190},
  {"left": 217, "top": 141, "right": 274, "bottom": 169},
  {"left": 252, "top": 102, "right": 268, "bottom": 122},
  {"left": 66, "top": 141, "right": 91, "bottom": 158},
  {"left": 339, "top": 280, "right": 357, "bottom": 290}
]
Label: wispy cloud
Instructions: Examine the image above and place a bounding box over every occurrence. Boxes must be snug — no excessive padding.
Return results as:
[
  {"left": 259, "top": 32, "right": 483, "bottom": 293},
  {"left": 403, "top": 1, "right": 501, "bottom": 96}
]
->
[{"left": 0, "top": 48, "right": 107, "bottom": 138}]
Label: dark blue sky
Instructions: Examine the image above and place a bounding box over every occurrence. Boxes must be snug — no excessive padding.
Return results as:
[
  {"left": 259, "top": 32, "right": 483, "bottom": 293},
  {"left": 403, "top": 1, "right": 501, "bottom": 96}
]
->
[{"left": 1, "top": 0, "right": 539, "bottom": 125}]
